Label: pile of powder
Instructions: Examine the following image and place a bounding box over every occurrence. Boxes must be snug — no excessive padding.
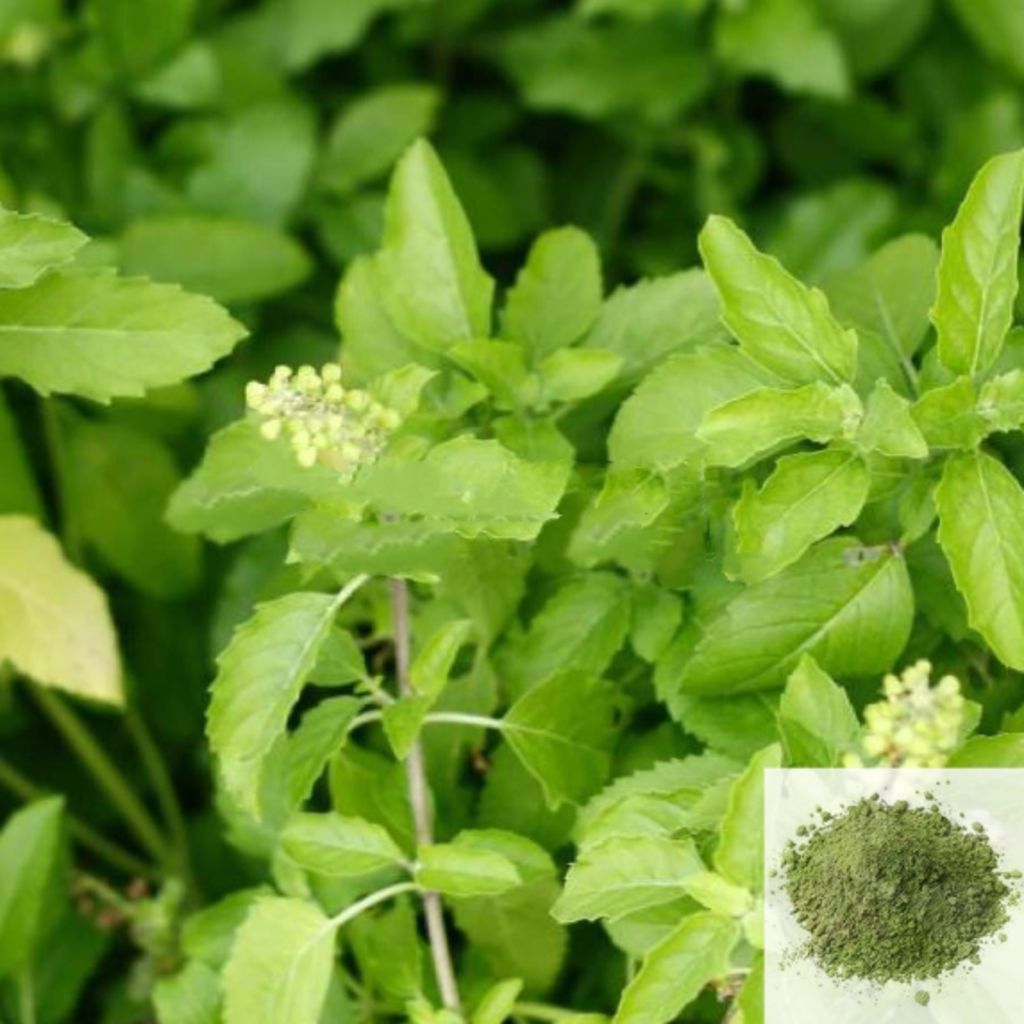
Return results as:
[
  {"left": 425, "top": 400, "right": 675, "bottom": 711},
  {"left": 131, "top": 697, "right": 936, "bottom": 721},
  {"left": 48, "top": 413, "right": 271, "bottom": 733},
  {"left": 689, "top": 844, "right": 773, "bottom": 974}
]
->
[{"left": 780, "top": 795, "right": 1020, "bottom": 990}]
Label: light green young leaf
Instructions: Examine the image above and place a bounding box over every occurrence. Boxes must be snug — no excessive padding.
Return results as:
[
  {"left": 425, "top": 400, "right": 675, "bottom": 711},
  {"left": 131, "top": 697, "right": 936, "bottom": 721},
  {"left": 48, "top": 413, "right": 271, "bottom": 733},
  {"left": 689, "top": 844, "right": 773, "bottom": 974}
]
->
[
  {"left": 609, "top": 347, "right": 772, "bottom": 472},
  {"left": 376, "top": 139, "right": 494, "bottom": 349},
  {"left": 207, "top": 591, "right": 346, "bottom": 816},
  {"left": 553, "top": 836, "right": 704, "bottom": 923},
  {"left": 472, "top": 978, "right": 524, "bottom": 1024},
  {"left": 582, "top": 270, "right": 727, "bottom": 382},
  {"left": 932, "top": 148, "right": 1024, "bottom": 376},
  {"left": 716, "top": 0, "right": 848, "bottom": 99},
  {"left": 630, "top": 584, "right": 684, "bottom": 663},
  {"left": 412, "top": 619, "right": 473, "bottom": 698},
  {"left": 679, "top": 538, "right": 913, "bottom": 695},
  {"left": 680, "top": 873, "right": 752, "bottom": 917},
  {"left": 713, "top": 745, "right": 782, "bottom": 893},
  {"left": 778, "top": 654, "right": 859, "bottom": 767},
  {"left": 450, "top": 829, "right": 555, "bottom": 884},
  {"left": 698, "top": 215, "right": 857, "bottom": 385},
  {"left": 854, "top": 380, "right": 928, "bottom": 458},
  {"left": 538, "top": 348, "right": 622, "bottom": 405},
  {"left": 168, "top": 419, "right": 355, "bottom": 544},
  {"left": 153, "top": 959, "right": 221, "bottom": 1024},
  {"left": 948, "top": 734, "right": 1024, "bottom": 767},
  {"left": 63, "top": 416, "right": 200, "bottom": 598},
  {"left": 503, "top": 226, "right": 603, "bottom": 358},
  {"left": 0, "top": 209, "right": 86, "bottom": 289},
  {"left": 978, "top": 369, "right": 1024, "bottom": 435},
  {"left": 936, "top": 450, "right": 1024, "bottom": 669},
  {"left": 321, "top": 84, "right": 441, "bottom": 194},
  {"left": 416, "top": 842, "right": 522, "bottom": 898},
  {"left": 735, "top": 954, "right": 764, "bottom": 1024},
  {"left": 0, "top": 796, "right": 65, "bottom": 977},
  {"left": 824, "top": 234, "right": 938, "bottom": 394},
  {"left": 0, "top": 269, "right": 245, "bottom": 401},
  {"left": 448, "top": 339, "right": 531, "bottom": 408},
  {"left": 910, "top": 377, "right": 984, "bottom": 450},
  {"left": 282, "top": 813, "right": 407, "bottom": 877},
  {"left": 120, "top": 216, "right": 312, "bottom": 305},
  {"left": 222, "top": 897, "right": 335, "bottom": 1024},
  {"left": 698, "top": 382, "right": 862, "bottom": 469},
  {"left": 733, "top": 449, "right": 871, "bottom": 583},
  {"left": 613, "top": 912, "right": 740, "bottom": 1024},
  {"left": 0, "top": 516, "right": 122, "bottom": 705},
  {"left": 503, "top": 672, "right": 621, "bottom": 808}
]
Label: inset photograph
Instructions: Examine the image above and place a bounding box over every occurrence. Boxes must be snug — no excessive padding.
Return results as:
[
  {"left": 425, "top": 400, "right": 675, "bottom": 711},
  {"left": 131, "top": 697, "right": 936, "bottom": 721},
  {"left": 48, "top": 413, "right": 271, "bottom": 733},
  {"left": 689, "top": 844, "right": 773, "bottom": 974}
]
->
[{"left": 765, "top": 769, "right": 1024, "bottom": 1023}]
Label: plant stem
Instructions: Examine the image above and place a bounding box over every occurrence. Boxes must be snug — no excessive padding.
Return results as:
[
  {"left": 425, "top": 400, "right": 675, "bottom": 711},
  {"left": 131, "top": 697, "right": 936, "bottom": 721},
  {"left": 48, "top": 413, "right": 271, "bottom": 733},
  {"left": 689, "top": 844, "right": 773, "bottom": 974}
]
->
[
  {"left": 389, "top": 577, "right": 461, "bottom": 1012},
  {"left": 124, "top": 708, "right": 193, "bottom": 888},
  {"left": 0, "top": 755, "right": 158, "bottom": 879},
  {"left": 29, "top": 687, "right": 167, "bottom": 864},
  {"left": 513, "top": 1003, "right": 580, "bottom": 1022},
  {"left": 330, "top": 880, "right": 419, "bottom": 930},
  {"left": 424, "top": 712, "right": 505, "bottom": 731}
]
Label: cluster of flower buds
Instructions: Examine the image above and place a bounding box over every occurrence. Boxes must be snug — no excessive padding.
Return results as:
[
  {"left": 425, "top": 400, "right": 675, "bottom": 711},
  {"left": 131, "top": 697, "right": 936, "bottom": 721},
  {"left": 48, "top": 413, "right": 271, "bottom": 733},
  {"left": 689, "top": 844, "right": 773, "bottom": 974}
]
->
[
  {"left": 245, "top": 363, "right": 400, "bottom": 479},
  {"left": 843, "top": 660, "right": 965, "bottom": 768}
]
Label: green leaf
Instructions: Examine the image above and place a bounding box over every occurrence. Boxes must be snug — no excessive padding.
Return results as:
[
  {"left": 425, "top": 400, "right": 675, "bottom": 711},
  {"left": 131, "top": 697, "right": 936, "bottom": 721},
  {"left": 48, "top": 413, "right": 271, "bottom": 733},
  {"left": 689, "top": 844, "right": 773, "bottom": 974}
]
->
[
  {"left": 824, "top": 234, "right": 938, "bottom": 395},
  {"left": 168, "top": 419, "right": 350, "bottom": 544},
  {"left": 978, "top": 368, "right": 1024, "bottom": 435},
  {"left": 503, "top": 226, "right": 603, "bottom": 359},
  {"left": 503, "top": 672, "right": 621, "bottom": 808},
  {"left": 0, "top": 515, "right": 122, "bottom": 704},
  {"left": 355, "top": 438, "right": 569, "bottom": 542},
  {"left": 538, "top": 348, "right": 622, "bottom": 405},
  {"left": 63, "top": 416, "right": 200, "bottom": 597},
  {"left": 948, "top": 733, "right": 1024, "bottom": 767},
  {"left": 321, "top": 84, "right": 440, "bottom": 194},
  {"left": 583, "top": 270, "right": 727, "bottom": 383},
  {"left": 207, "top": 591, "right": 344, "bottom": 816},
  {"left": 716, "top": 0, "right": 848, "bottom": 99},
  {"left": 733, "top": 449, "right": 871, "bottom": 583},
  {"left": 613, "top": 912, "right": 740, "bottom": 1024},
  {"left": 698, "top": 215, "right": 857, "bottom": 385},
  {"left": 375, "top": 139, "right": 494, "bottom": 350},
  {"left": 936, "top": 450, "right": 1024, "bottom": 669},
  {"left": 412, "top": 619, "right": 473, "bottom": 699},
  {"left": 713, "top": 745, "right": 781, "bottom": 892},
  {"left": 553, "top": 836, "right": 704, "bottom": 923},
  {"left": 698, "top": 382, "right": 862, "bottom": 469},
  {"left": 282, "top": 697, "right": 364, "bottom": 811},
  {"left": 0, "top": 269, "right": 245, "bottom": 401},
  {"left": 947, "top": 0, "right": 1024, "bottom": 80},
  {"left": 448, "top": 339, "right": 531, "bottom": 408},
  {"left": 499, "top": 573, "right": 630, "bottom": 691},
  {"left": 347, "top": 896, "right": 422, "bottom": 1002},
  {"left": 609, "top": 347, "right": 772, "bottom": 472},
  {"left": 932, "top": 148, "right": 1024, "bottom": 376},
  {"left": 0, "top": 209, "right": 86, "bottom": 289},
  {"left": 629, "top": 584, "right": 684, "bottom": 663},
  {"left": 94, "top": 0, "right": 196, "bottom": 79},
  {"left": 679, "top": 538, "right": 913, "bottom": 695},
  {"left": 187, "top": 99, "right": 317, "bottom": 228},
  {"left": 735, "top": 954, "right": 764, "bottom": 1024},
  {"left": 449, "top": 829, "right": 555, "bottom": 884},
  {"left": 222, "top": 897, "right": 335, "bottom": 1024},
  {"left": 0, "top": 796, "right": 65, "bottom": 977},
  {"left": 501, "top": 16, "right": 709, "bottom": 123},
  {"left": 416, "top": 841, "right": 522, "bottom": 898},
  {"left": 854, "top": 380, "right": 928, "bottom": 458},
  {"left": 778, "top": 654, "right": 859, "bottom": 767},
  {"left": 472, "top": 979, "right": 524, "bottom": 1024},
  {"left": 282, "top": 813, "right": 407, "bottom": 877},
  {"left": 910, "top": 377, "right": 984, "bottom": 450},
  {"left": 120, "top": 216, "right": 311, "bottom": 305},
  {"left": 153, "top": 960, "right": 221, "bottom": 1024}
]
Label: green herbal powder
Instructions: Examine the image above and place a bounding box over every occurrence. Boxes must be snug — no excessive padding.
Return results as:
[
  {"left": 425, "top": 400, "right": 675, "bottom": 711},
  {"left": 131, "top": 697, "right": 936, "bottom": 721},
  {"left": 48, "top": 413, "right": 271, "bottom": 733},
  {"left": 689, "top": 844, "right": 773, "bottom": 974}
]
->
[{"left": 781, "top": 796, "right": 1018, "bottom": 985}]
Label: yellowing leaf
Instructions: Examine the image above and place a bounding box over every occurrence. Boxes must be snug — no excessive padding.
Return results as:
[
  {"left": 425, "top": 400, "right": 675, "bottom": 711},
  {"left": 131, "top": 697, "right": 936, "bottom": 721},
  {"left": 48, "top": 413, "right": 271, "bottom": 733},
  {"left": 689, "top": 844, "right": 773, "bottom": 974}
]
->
[{"left": 0, "top": 516, "right": 121, "bottom": 705}]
